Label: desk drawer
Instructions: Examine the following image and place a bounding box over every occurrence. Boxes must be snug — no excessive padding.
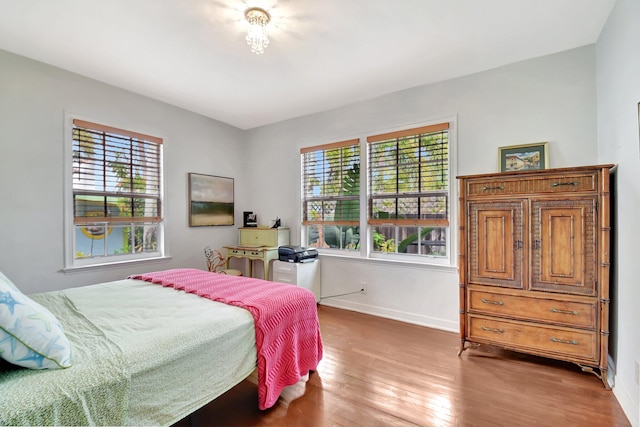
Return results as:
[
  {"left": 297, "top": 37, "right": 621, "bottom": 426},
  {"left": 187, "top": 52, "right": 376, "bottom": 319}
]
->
[
  {"left": 273, "top": 262, "right": 298, "bottom": 274},
  {"left": 273, "top": 272, "right": 296, "bottom": 285},
  {"left": 273, "top": 261, "right": 297, "bottom": 284},
  {"left": 229, "top": 248, "right": 263, "bottom": 258}
]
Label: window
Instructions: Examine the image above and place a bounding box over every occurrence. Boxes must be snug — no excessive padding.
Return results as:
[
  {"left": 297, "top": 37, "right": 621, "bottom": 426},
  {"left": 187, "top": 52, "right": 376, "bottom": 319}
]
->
[
  {"left": 300, "top": 120, "right": 453, "bottom": 264},
  {"left": 67, "top": 119, "right": 163, "bottom": 267},
  {"left": 368, "top": 123, "right": 449, "bottom": 257},
  {"left": 301, "top": 139, "right": 360, "bottom": 250}
]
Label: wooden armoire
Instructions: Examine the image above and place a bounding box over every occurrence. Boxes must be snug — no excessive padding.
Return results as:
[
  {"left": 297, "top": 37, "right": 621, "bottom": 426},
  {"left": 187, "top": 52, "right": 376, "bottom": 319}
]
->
[{"left": 457, "top": 164, "right": 614, "bottom": 388}]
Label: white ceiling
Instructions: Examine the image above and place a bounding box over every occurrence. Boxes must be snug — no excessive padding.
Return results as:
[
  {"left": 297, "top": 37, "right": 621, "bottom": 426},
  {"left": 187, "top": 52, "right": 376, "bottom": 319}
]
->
[{"left": 0, "top": 0, "right": 616, "bottom": 130}]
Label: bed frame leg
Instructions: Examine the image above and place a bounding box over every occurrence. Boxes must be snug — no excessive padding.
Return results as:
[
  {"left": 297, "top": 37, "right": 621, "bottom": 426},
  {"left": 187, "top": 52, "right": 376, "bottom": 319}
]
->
[{"left": 188, "top": 412, "right": 195, "bottom": 427}]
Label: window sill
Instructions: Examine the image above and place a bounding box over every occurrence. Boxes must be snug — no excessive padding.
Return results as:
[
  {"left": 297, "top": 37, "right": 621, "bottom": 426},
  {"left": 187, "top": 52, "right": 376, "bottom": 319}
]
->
[
  {"left": 62, "top": 255, "right": 173, "bottom": 274},
  {"left": 318, "top": 252, "right": 457, "bottom": 273}
]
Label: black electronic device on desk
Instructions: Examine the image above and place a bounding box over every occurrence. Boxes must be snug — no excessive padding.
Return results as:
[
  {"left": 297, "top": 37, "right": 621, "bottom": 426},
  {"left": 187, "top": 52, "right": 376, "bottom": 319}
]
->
[{"left": 278, "top": 246, "right": 318, "bottom": 263}]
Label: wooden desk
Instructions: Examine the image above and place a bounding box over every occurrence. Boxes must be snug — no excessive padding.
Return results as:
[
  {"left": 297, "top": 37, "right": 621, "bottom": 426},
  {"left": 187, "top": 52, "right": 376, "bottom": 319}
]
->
[{"left": 224, "top": 246, "right": 279, "bottom": 280}]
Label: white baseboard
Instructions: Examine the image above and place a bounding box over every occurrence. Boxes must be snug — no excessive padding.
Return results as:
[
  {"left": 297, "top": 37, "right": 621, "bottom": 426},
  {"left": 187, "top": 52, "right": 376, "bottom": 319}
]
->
[
  {"left": 608, "top": 362, "right": 639, "bottom": 427},
  {"left": 613, "top": 381, "right": 639, "bottom": 427},
  {"left": 319, "top": 299, "right": 459, "bottom": 333},
  {"left": 607, "top": 354, "right": 639, "bottom": 427}
]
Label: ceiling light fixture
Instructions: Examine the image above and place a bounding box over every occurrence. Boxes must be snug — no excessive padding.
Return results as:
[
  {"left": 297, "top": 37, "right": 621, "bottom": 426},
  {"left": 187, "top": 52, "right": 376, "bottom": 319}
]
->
[{"left": 244, "top": 7, "right": 271, "bottom": 54}]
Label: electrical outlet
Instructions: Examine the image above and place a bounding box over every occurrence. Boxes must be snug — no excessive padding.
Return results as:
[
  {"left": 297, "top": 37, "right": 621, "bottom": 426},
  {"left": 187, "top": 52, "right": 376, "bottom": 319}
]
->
[
  {"left": 360, "top": 282, "right": 367, "bottom": 295},
  {"left": 635, "top": 360, "right": 639, "bottom": 385}
]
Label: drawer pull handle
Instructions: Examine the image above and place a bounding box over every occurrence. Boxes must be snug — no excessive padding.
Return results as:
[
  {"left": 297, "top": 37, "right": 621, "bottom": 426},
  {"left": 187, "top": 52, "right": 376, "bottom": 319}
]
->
[
  {"left": 551, "top": 337, "right": 578, "bottom": 345},
  {"left": 481, "top": 298, "right": 504, "bottom": 306},
  {"left": 481, "top": 326, "right": 504, "bottom": 334},
  {"left": 550, "top": 181, "right": 578, "bottom": 187},
  {"left": 482, "top": 185, "right": 505, "bottom": 191},
  {"left": 551, "top": 308, "right": 578, "bottom": 315}
]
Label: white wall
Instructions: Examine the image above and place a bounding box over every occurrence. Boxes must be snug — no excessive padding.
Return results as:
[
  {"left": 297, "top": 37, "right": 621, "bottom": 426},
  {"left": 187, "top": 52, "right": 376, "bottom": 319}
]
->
[
  {"left": 243, "top": 45, "right": 598, "bottom": 331},
  {"left": 0, "top": 49, "right": 249, "bottom": 294},
  {"left": 596, "top": 0, "right": 640, "bottom": 424}
]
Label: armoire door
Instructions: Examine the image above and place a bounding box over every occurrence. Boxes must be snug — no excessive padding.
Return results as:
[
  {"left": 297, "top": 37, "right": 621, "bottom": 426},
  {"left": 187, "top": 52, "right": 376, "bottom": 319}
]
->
[
  {"left": 530, "top": 198, "right": 597, "bottom": 296},
  {"left": 467, "top": 200, "right": 525, "bottom": 289}
]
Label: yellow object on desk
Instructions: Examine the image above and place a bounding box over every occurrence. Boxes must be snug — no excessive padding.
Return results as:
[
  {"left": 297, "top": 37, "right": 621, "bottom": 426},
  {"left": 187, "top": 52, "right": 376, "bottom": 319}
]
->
[
  {"left": 239, "top": 227, "right": 289, "bottom": 247},
  {"left": 226, "top": 227, "right": 290, "bottom": 280}
]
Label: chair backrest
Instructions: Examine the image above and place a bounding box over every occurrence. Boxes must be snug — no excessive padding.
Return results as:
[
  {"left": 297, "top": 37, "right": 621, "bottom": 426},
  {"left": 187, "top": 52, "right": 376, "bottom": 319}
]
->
[{"left": 204, "top": 247, "right": 225, "bottom": 273}]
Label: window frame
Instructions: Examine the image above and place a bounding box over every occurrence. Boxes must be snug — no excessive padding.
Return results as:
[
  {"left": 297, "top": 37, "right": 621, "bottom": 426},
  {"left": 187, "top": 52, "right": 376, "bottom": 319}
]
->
[
  {"left": 301, "top": 117, "right": 457, "bottom": 267},
  {"left": 63, "top": 114, "right": 166, "bottom": 270},
  {"left": 367, "top": 122, "right": 451, "bottom": 264}
]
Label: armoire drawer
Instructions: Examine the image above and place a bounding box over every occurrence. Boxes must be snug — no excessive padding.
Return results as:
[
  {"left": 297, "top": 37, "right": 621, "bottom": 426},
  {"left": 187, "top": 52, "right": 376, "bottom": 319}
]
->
[
  {"left": 465, "top": 171, "right": 597, "bottom": 197},
  {"left": 468, "top": 289, "right": 596, "bottom": 329},
  {"left": 468, "top": 315, "right": 598, "bottom": 362}
]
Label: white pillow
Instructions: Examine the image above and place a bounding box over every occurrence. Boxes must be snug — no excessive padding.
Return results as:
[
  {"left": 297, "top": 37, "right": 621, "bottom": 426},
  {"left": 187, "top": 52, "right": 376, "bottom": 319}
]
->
[{"left": 0, "top": 273, "right": 72, "bottom": 369}]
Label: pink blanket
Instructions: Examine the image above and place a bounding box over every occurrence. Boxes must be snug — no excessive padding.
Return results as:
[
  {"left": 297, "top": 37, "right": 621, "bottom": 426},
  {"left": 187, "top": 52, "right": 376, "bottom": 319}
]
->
[{"left": 127, "top": 268, "right": 323, "bottom": 410}]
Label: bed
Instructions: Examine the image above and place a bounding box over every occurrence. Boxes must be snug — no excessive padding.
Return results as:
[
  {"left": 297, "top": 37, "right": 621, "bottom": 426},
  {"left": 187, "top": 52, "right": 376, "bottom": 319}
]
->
[{"left": 0, "top": 268, "right": 323, "bottom": 426}]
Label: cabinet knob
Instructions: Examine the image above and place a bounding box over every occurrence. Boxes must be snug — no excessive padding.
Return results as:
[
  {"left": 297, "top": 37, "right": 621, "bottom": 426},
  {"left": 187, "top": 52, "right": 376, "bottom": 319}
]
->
[
  {"left": 550, "top": 181, "right": 578, "bottom": 187},
  {"left": 482, "top": 185, "right": 505, "bottom": 191},
  {"left": 481, "top": 326, "right": 504, "bottom": 334},
  {"left": 551, "top": 337, "right": 578, "bottom": 345},
  {"left": 551, "top": 307, "right": 578, "bottom": 315},
  {"left": 481, "top": 298, "right": 504, "bottom": 306}
]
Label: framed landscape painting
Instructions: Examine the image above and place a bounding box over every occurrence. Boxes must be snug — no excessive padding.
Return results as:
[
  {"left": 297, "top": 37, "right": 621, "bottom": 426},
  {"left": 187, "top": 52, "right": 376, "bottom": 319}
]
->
[
  {"left": 498, "top": 142, "right": 549, "bottom": 172},
  {"left": 188, "top": 173, "right": 234, "bottom": 226}
]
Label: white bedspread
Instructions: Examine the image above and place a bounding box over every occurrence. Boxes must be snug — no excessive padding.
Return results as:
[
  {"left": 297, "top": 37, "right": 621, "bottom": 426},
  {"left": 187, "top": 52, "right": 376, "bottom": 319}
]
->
[
  {"left": 1, "top": 292, "right": 130, "bottom": 426},
  {"left": 0, "top": 278, "right": 257, "bottom": 426},
  {"left": 62, "top": 279, "right": 257, "bottom": 426}
]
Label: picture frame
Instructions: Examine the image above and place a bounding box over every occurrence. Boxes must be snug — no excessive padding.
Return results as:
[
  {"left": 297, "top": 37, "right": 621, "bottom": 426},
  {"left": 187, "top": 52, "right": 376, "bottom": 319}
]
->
[
  {"left": 243, "top": 211, "right": 257, "bottom": 227},
  {"left": 498, "top": 142, "right": 549, "bottom": 173},
  {"left": 188, "top": 173, "right": 234, "bottom": 226}
]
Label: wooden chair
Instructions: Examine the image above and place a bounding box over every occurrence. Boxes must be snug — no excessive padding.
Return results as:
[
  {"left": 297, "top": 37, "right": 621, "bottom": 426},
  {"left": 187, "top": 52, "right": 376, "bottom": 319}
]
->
[{"left": 204, "top": 247, "right": 242, "bottom": 276}]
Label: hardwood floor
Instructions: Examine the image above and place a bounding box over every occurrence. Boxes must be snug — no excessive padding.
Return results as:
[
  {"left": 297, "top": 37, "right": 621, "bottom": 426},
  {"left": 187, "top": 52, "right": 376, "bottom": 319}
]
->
[{"left": 174, "top": 305, "right": 630, "bottom": 427}]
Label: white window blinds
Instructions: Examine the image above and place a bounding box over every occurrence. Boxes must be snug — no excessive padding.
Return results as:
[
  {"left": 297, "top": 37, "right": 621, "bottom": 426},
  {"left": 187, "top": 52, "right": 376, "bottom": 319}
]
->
[
  {"left": 72, "top": 119, "right": 162, "bottom": 224},
  {"left": 368, "top": 123, "right": 449, "bottom": 227},
  {"left": 301, "top": 139, "right": 360, "bottom": 225}
]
